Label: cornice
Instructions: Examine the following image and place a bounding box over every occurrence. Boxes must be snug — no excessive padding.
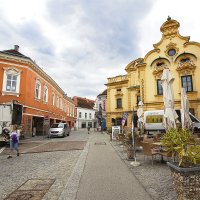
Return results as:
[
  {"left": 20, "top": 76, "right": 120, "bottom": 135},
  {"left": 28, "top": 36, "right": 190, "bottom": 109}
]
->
[
  {"left": 0, "top": 52, "right": 69, "bottom": 100},
  {"left": 144, "top": 48, "right": 160, "bottom": 61}
]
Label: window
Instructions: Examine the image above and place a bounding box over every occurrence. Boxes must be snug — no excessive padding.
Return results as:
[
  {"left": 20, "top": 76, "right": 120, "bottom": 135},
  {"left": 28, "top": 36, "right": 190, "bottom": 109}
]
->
[
  {"left": 85, "top": 113, "right": 87, "bottom": 119},
  {"left": 181, "top": 75, "right": 193, "bottom": 92},
  {"left": 35, "top": 80, "right": 41, "bottom": 99},
  {"left": 60, "top": 98, "right": 63, "bottom": 109},
  {"left": 56, "top": 96, "right": 59, "bottom": 108},
  {"left": 79, "top": 112, "right": 82, "bottom": 118},
  {"left": 2, "top": 68, "right": 21, "bottom": 96},
  {"left": 116, "top": 98, "right": 122, "bottom": 108},
  {"left": 137, "top": 96, "right": 141, "bottom": 105},
  {"left": 52, "top": 93, "right": 55, "bottom": 106},
  {"left": 168, "top": 49, "right": 176, "bottom": 56},
  {"left": 43, "top": 85, "right": 48, "bottom": 103},
  {"left": 157, "top": 79, "right": 163, "bottom": 95},
  {"left": 89, "top": 113, "right": 91, "bottom": 119}
]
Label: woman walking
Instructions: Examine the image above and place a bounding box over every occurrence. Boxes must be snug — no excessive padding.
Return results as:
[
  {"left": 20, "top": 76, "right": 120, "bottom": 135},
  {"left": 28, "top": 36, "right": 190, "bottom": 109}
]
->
[{"left": 7, "top": 125, "right": 20, "bottom": 159}]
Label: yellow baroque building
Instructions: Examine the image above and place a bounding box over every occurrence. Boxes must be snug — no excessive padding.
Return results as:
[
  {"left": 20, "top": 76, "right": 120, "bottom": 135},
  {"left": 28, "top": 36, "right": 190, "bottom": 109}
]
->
[{"left": 106, "top": 17, "right": 200, "bottom": 129}]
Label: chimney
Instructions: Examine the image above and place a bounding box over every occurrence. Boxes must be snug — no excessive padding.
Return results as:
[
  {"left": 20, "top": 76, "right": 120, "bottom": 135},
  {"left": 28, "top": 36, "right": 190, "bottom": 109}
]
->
[{"left": 14, "top": 45, "right": 19, "bottom": 52}]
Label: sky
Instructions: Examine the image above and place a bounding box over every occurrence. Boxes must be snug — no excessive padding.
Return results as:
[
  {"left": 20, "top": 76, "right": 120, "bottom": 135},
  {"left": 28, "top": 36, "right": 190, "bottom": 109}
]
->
[{"left": 1, "top": 0, "right": 200, "bottom": 100}]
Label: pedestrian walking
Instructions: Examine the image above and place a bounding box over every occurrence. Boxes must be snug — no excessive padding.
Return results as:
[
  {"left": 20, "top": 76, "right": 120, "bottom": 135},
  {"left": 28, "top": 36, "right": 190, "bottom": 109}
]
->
[
  {"left": 7, "top": 125, "right": 20, "bottom": 159},
  {"left": 87, "top": 126, "right": 90, "bottom": 134}
]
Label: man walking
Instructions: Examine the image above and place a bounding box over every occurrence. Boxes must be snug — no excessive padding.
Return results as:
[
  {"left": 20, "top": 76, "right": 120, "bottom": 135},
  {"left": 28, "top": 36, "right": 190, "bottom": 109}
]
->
[{"left": 87, "top": 126, "right": 90, "bottom": 134}]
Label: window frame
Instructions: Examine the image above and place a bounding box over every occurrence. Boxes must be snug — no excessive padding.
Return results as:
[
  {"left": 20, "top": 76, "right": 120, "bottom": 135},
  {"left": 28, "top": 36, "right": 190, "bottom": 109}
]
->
[
  {"left": 157, "top": 79, "right": 163, "bottom": 95},
  {"left": 2, "top": 67, "right": 21, "bottom": 96},
  {"left": 181, "top": 75, "right": 193, "bottom": 92},
  {"left": 116, "top": 98, "right": 122, "bottom": 108},
  {"left": 52, "top": 92, "right": 55, "bottom": 106},
  {"left": 43, "top": 85, "right": 48, "bottom": 103},
  {"left": 35, "top": 79, "right": 41, "bottom": 100}
]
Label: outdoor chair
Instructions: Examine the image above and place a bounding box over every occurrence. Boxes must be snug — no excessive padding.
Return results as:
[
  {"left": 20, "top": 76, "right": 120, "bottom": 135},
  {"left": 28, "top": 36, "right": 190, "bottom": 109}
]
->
[
  {"left": 143, "top": 135, "right": 154, "bottom": 143},
  {"left": 140, "top": 141, "right": 161, "bottom": 165},
  {"left": 159, "top": 149, "right": 173, "bottom": 162}
]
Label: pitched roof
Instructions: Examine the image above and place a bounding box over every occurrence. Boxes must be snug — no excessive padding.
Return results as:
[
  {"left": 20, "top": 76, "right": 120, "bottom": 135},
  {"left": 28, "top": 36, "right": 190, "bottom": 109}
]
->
[
  {"left": 97, "top": 89, "right": 107, "bottom": 97},
  {"left": 0, "top": 49, "right": 30, "bottom": 59},
  {"left": 73, "top": 96, "right": 95, "bottom": 109}
]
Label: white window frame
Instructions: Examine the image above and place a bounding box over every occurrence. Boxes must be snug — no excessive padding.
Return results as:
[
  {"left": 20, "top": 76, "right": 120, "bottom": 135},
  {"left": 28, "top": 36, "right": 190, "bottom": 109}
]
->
[
  {"left": 60, "top": 98, "right": 63, "bottom": 110},
  {"left": 52, "top": 92, "right": 55, "bottom": 106},
  {"left": 35, "top": 79, "right": 41, "bottom": 100},
  {"left": 2, "top": 67, "right": 21, "bottom": 96},
  {"left": 43, "top": 85, "right": 48, "bottom": 103},
  {"left": 56, "top": 96, "right": 59, "bottom": 108}
]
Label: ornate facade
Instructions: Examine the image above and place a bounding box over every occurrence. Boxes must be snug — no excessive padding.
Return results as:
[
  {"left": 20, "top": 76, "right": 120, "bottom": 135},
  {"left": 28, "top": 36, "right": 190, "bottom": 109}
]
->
[{"left": 106, "top": 18, "right": 200, "bottom": 129}]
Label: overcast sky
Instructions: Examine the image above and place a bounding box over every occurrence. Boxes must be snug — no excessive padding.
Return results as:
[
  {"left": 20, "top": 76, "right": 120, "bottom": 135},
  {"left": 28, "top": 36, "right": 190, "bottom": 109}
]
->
[{"left": 1, "top": 0, "right": 200, "bottom": 100}]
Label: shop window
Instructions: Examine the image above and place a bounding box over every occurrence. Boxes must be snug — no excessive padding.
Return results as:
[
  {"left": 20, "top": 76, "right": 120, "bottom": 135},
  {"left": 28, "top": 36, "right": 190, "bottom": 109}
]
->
[
  {"left": 157, "top": 79, "right": 163, "bottom": 95},
  {"left": 181, "top": 75, "right": 193, "bottom": 92}
]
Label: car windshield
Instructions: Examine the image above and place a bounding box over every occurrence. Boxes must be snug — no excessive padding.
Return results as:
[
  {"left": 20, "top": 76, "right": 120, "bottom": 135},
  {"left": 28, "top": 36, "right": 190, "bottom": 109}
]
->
[{"left": 51, "top": 123, "right": 64, "bottom": 128}]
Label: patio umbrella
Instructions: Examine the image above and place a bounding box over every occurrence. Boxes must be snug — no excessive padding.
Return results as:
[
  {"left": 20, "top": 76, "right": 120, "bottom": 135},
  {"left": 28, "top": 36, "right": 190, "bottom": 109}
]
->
[
  {"left": 181, "top": 87, "right": 192, "bottom": 129},
  {"left": 137, "top": 101, "right": 144, "bottom": 133},
  {"left": 161, "top": 68, "right": 178, "bottom": 129}
]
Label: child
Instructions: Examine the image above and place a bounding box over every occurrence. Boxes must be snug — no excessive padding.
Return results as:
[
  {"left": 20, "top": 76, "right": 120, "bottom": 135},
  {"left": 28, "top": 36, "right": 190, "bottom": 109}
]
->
[{"left": 7, "top": 125, "right": 19, "bottom": 159}]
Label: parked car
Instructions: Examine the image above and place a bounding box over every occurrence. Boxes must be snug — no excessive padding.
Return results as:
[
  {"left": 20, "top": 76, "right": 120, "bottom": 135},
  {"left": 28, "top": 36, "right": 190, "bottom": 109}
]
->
[{"left": 49, "top": 123, "right": 70, "bottom": 138}]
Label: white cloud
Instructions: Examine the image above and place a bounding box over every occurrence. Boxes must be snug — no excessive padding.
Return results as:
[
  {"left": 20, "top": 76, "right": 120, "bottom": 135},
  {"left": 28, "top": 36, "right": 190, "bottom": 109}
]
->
[{"left": 2, "top": 0, "right": 200, "bottom": 99}]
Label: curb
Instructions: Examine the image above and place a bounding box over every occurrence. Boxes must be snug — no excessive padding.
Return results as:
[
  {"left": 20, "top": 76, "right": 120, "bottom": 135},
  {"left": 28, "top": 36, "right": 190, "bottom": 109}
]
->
[{"left": 58, "top": 141, "right": 90, "bottom": 200}]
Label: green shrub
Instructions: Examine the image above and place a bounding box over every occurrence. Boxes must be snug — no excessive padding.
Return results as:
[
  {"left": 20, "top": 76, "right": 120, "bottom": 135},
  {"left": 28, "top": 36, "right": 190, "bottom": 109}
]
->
[{"left": 161, "top": 128, "right": 200, "bottom": 167}]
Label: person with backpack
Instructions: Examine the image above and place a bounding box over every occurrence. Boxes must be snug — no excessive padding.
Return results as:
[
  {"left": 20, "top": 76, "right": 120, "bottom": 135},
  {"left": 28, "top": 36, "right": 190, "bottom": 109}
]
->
[{"left": 7, "top": 125, "right": 20, "bottom": 159}]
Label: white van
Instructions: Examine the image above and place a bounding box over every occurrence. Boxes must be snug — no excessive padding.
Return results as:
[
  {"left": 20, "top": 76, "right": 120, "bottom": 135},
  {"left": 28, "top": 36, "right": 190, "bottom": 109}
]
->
[
  {"left": 49, "top": 123, "right": 71, "bottom": 137},
  {"left": 144, "top": 110, "right": 200, "bottom": 133},
  {"left": 144, "top": 110, "right": 165, "bottom": 133}
]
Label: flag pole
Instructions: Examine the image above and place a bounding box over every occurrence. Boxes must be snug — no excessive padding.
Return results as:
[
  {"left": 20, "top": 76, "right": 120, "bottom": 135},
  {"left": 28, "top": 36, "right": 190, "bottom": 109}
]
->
[{"left": 130, "top": 106, "right": 140, "bottom": 167}]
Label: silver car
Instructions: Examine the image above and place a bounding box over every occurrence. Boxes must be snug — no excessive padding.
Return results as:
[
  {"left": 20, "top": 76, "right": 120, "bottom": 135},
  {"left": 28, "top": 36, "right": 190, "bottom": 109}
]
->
[{"left": 49, "top": 123, "right": 70, "bottom": 138}]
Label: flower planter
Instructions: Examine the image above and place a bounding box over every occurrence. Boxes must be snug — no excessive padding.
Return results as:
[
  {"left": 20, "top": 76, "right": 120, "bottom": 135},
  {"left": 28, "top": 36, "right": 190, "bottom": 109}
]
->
[{"left": 167, "top": 162, "right": 200, "bottom": 200}]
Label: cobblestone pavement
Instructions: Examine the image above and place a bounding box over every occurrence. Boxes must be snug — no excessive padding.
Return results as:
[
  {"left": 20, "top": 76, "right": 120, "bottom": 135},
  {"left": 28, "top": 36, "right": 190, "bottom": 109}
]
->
[
  {"left": 0, "top": 130, "right": 177, "bottom": 200},
  {"left": 111, "top": 140, "right": 177, "bottom": 200},
  {"left": 0, "top": 130, "right": 90, "bottom": 200}
]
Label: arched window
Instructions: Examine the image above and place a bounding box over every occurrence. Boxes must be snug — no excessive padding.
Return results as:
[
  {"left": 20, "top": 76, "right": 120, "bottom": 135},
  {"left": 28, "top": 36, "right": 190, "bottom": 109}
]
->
[
  {"left": 35, "top": 79, "right": 41, "bottom": 99},
  {"left": 52, "top": 92, "right": 55, "bottom": 106},
  {"left": 43, "top": 85, "right": 48, "bottom": 103}
]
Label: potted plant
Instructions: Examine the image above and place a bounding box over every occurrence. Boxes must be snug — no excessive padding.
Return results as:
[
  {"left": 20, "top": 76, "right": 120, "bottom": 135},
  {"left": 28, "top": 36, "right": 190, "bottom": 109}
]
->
[{"left": 161, "top": 128, "right": 200, "bottom": 200}]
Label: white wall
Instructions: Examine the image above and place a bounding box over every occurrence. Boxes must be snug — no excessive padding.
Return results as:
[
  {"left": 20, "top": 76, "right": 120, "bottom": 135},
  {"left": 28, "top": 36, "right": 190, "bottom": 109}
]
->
[{"left": 75, "top": 107, "right": 96, "bottom": 129}]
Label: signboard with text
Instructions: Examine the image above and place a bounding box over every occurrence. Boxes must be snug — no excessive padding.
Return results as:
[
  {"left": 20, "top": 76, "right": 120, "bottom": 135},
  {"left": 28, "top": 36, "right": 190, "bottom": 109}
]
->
[{"left": 112, "top": 126, "right": 120, "bottom": 140}]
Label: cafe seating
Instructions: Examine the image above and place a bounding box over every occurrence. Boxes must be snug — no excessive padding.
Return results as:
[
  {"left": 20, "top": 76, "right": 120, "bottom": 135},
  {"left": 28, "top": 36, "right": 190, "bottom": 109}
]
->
[{"left": 140, "top": 141, "right": 161, "bottom": 165}]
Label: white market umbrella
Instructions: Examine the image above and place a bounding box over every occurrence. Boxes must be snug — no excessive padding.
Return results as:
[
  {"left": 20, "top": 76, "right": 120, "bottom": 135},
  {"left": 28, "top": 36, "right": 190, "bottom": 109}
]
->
[
  {"left": 137, "top": 101, "right": 144, "bottom": 132},
  {"left": 181, "top": 88, "right": 192, "bottom": 129},
  {"left": 161, "top": 68, "right": 178, "bottom": 129}
]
